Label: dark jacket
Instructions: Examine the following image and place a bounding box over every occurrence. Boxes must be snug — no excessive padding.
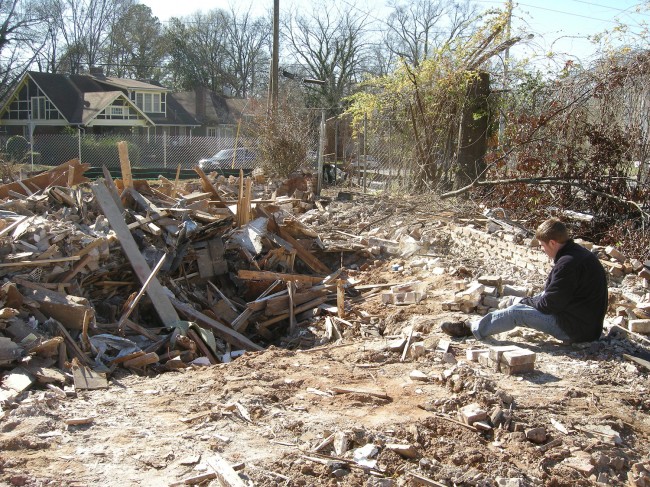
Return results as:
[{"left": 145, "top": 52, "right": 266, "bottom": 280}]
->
[{"left": 520, "top": 240, "right": 608, "bottom": 342}]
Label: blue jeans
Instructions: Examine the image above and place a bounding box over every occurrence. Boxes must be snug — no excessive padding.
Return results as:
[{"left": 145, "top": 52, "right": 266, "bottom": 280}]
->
[{"left": 471, "top": 303, "right": 572, "bottom": 342}]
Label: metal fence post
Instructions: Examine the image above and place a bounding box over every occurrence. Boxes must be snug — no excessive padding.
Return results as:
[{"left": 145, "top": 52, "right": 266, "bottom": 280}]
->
[
  {"left": 317, "top": 109, "right": 325, "bottom": 196},
  {"left": 163, "top": 130, "right": 167, "bottom": 168},
  {"left": 363, "top": 112, "right": 367, "bottom": 193},
  {"left": 78, "top": 128, "right": 82, "bottom": 163}
]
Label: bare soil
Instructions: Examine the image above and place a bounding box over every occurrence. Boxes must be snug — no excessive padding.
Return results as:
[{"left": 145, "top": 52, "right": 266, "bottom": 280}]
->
[{"left": 1, "top": 192, "right": 650, "bottom": 487}]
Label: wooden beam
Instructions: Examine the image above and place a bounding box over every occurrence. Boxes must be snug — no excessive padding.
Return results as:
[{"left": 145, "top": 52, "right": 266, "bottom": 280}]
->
[
  {"left": 92, "top": 181, "right": 180, "bottom": 327},
  {"left": 117, "top": 141, "right": 133, "bottom": 190},
  {"left": 193, "top": 166, "right": 230, "bottom": 209},
  {"left": 238, "top": 269, "right": 324, "bottom": 284}
]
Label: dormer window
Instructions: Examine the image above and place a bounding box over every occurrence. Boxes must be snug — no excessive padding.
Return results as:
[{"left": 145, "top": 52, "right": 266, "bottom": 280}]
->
[{"left": 132, "top": 92, "right": 165, "bottom": 113}]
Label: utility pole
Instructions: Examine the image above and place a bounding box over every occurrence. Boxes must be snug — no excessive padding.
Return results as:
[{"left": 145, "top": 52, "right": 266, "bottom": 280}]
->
[
  {"left": 268, "top": 0, "right": 280, "bottom": 117},
  {"left": 498, "top": 0, "right": 513, "bottom": 147}
]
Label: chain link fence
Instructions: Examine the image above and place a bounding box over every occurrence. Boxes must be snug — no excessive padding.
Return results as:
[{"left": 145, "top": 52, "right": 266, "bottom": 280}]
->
[{"left": 0, "top": 114, "right": 422, "bottom": 195}]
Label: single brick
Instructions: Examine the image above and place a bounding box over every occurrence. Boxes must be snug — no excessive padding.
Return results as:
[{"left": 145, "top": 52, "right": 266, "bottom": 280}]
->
[{"left": 501, "top": 349, "right": 536, "bottom": 366}]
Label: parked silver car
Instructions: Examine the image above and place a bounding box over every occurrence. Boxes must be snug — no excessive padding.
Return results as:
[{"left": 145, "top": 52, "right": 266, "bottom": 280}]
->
[{"left": 198, "top": 148, "right": 257, "bottom": 170}]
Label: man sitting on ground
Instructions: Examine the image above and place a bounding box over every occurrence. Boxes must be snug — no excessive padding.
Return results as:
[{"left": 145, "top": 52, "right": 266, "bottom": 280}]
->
[{"left": 441, "top": 218, "right": 608, "bottom": 343}]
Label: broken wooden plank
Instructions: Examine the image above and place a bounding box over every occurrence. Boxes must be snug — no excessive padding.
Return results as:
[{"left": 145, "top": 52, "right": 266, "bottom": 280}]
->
[
  {"left": 21, "top": 287, "right": 94, "bottom": 330},
  {"left": 330, "top": 387, "right": 391, "bottom": 400},
  {"left": 0, "top": 256, "right": 80, "bottom": 268},
  {"left": 0, "top": 159, "right": 90, "bottom": 199},
  {"left": 194, "top": 166, "right": 231, "bottom": 208},
  {"left": 204, "top": 454, "right": 246, "bottom": 487},
  {"left": 56, "top": 322, "right": 93, "bottom": 367},
  {"left": 92, "top": 181, "right": 180, "bottom": 328},
  {"left": 623, "top": 353, "right": 650, "bottom": 371},
  {"left": 117, "top": 254, "right": 167, "bottom": 333},
  {"left": 123, "top": 352, "right": 159, "bottom": 369},
  {"left": 256, "top": 296, "right": 328, "bottom": 329},
  {"left": 117, "top": 141, "right": 133, "bottom": 190},
  {"left": 238, "top": 269, "right": 324, "bottom": 284},
  {"left": 170, "top": 296, "right": 263, "bottom": 352}
]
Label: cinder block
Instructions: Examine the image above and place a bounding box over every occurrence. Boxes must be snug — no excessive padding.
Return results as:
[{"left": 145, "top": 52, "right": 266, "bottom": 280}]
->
[
  {"left": 501, "top": 349, "right": 536, "bottom": 366},
  {"left": 629, "top": 319, "right": 650, "bottom": 334}
]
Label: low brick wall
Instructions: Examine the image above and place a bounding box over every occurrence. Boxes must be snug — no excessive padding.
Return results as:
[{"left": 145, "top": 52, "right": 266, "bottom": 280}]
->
[{"left": 449, "top": 224, "right": 552, "bottom": 276}]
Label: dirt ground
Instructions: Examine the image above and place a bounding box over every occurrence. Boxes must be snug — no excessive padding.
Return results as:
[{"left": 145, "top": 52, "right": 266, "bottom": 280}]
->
[{"left": 1, "top": 192, "right": 650, "bottom": 487}]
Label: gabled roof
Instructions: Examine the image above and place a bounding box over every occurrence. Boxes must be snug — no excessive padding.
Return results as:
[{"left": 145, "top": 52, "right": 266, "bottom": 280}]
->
[
  {"left": 94, "top": 76, "right": 169, "bottom": 92},
  {"left": 3, "top": 71, "right": 198, "bottom": 127},
  {"left": 172, "top": 87, "right": 248, "bottom": 126},
  {"left": 81, "top": 91, "right": 153, "bottom": 126}
]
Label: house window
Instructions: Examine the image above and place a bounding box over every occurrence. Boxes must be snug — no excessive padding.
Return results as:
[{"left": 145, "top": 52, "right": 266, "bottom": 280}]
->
[
  {"left": 207, "top": 127, "right": 217, "bottom": 137},
  {"left": 134, "top": 92, "right": 164, "bottom": 113},
  {"left": 31, "top": 97, "right": 46, "bottom": 120},
  {"left": 110, "top": 106, "right": 124, "bottom": 117}
]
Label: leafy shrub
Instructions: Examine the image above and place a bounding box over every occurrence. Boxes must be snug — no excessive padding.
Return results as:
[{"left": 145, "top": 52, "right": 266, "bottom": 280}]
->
[
  {"left": 80, "top": 138, "right": 141, "bottom": 168},
  {"left": 6, "top": 136, "right": 30, "bottom": 162}
]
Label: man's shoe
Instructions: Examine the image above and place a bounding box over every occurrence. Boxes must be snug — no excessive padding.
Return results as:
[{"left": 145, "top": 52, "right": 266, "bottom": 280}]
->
[{"left": 440, "top": 320, "right": 473, "bottom": 337}]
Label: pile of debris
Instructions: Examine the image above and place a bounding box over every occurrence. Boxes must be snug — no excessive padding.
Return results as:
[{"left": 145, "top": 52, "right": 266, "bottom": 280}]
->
[{"left": 0, "top": 157, "right": 374, "bottom": 403}]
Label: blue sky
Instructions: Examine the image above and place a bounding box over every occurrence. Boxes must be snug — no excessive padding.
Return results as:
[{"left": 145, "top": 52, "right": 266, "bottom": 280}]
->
[{"left": 140, "top": 0, "right": 649, "bottom": 65}]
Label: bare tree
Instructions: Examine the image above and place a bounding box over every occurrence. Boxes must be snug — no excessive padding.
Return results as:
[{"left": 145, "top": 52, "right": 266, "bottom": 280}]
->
[
  {"left": 223, "top": 6, "right": 270, "bottom": 98},
  {"left": 163, "top": 10, "right": 232, "bottom": 92},
  {"left": 50, "top": 0, "right": 134, "bottom": 74},
  {"left": 282, "top": 1, "right": 370, "bottom": 114},
  {"left": 384, "top": 0, "right": 478, "bottom": 67},
  {"left": 0, "top": 0, "right": 50, "bottom": 97}
]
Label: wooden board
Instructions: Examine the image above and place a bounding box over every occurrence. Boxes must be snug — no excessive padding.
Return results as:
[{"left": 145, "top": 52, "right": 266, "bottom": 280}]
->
[
  {"left": 73, "top": 365, "right": 108, "bottom": 390},
  {"left": 92, "top": 181, "right": 180, "bottom": 327}
]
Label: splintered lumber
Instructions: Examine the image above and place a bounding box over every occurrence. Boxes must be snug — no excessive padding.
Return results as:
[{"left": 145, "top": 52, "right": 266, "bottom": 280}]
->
[
  {"left": 0, "top": 159, "right": 90, "bottom": 199},
  {"left": 102, "top": 165, "right": 126, "bottom": 211},
  {"left": 330, "top": 386, "right": 391, "bottom": 400},
  {"left": 194, "top": 166, "right": 230, "bottom": 209},
  {"left": 170, "top": 297, "right": 263, "bottom": 351},
  {"left": 92, "top": 181, "right": 180, "bottom": 327},
  {"left": 204, "top": 454, "right": 246, "bottom": 487},
  {"left": 264, "top": 287, "right": 330, "bottom": 315},
  {"left": 117, "top": 141, "right": 133, "bottom": 190},
  {"left": 0, "top": 256, "right": 80, "bottom": 268},
  {"left": 56, "top": 322, "right": 93, "bottom": 367},
  {"left": 123, "top": 352, "right": 159, "bottom": 369},
  {"left": 205, "top": 453, "right": 246, "bottom": 487},
  {"left": 117, "top": 254, "right": 167, "bottom": 332},
  {"left": 238, "top": 269, "right": 324, "bottom": 284},
  {"left": 256, "top": 296, "right": 328, "bottom": 329}
]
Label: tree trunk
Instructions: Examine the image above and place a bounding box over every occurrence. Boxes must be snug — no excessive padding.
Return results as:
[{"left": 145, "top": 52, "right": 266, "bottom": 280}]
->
[{"left": 455, "top": 71, "right": 490, "bottom": 189}]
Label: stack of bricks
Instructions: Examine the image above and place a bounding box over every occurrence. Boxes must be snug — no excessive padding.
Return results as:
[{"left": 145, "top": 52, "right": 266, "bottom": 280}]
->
[
  {"left": 467, "top": 345, "right": 536, "bottom": 375},
  {"left": 442, "top": 275, "right": 529, "bottom": 315}
]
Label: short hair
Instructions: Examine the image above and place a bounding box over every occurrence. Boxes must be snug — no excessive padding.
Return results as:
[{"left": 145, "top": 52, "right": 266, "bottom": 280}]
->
[{"left": 535, "top": 218, "right": 569, "bottom": 243}]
